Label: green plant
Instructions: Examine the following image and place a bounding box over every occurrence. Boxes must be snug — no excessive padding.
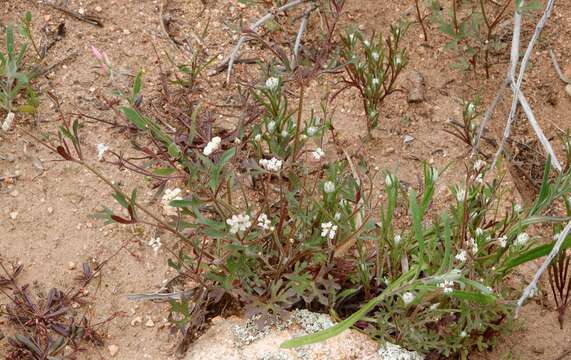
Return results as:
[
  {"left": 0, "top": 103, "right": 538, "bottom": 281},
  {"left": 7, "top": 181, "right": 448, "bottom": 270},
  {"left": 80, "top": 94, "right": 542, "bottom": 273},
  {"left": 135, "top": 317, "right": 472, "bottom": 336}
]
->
[
  {"left": 0, "top": 24, "right": 38, "bottom": 116},
  {"left": 430, "top": 0, "right": 540, "bottom": 77},
  {"left": 338, "top": 22, "right": 408, "bottom": 137}
]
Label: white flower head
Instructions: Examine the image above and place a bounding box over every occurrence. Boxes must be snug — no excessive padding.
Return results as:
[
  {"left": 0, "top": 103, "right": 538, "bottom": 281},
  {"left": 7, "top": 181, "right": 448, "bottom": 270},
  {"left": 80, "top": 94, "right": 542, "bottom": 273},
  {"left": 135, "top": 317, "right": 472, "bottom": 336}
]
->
[
  {"left": 475, "top": 173, "right": 484, "bottom": 184},
  {"left": 148, "top": 237, "right": 162, "bottom": 256},
  {"left": 348, "top": 33, "right": 355, "bottom": 42},
  {"left": 498, "top": 235, "right": 508, "bottom": 248},
  {"left": 161, "top": 188, "right": 182, "bottom": 216},
  {"left": 460, "top": 331, "right": 467, "bottom": 338},
  {"left": 371, "top": 77, "right": 380, "bottom": 87},
  {"left": 306, "top": 126, "right": 318, "bottom": 136},
  {"left": 323, "top": 181, "right": 335, "bottom": 193},
  {"left": 363, "top": 40, "right": 370, "bottom": 48},
  {"left": 394, "top": 234, "right": 402, "bottom": 246},
  {"left": 455, "top": 249, "right": 467, "bottom": 263},
  {"left": 474, "top": 160, "right": 486, "bottom": 172},
  {"left": 515, "top": 232, "right": 529, "bottom": 247},
  {"left": 334, "top": 212, "right": 342, "bottom": 221},
  {"left": 312, "top": 148, "right": 325, "bottom": 161},
  {"left": 265, "top": 77, "right": 279, "bottom": 90},
  {"left": 468, "top": 237, "right": 478, "bottom": 255},
  {"left": 438, "top": 280, "right": 454, "bottom": 294},
  {"left": 2, "top": 112, "right": 15, "bottom": 131},
  {"left": 254, "top": 134, "right": 262, "bottom": 142},
  {"left": 395, "top": 55, "right": 402, "bottom": 65},
  {"left": 456, "top": 188, "right": 466, "bottom": 203},
  {"left": 371, "top": 51, "right": 380, "bottom": 61},
  {"left": 321, "top": 222, "right": 338, "bottom": 239},
  {"left": 267, "top": 121, "right": 276, "bottom": 132},
  {"left": 385, "top": 174, "right": 394, "bottom": 187},
  {"left": 203, "top": 136, "right": 221, "bottom": 156},
  {"left": 402, "top": 292, "right": 415, "bottom": 305},
  {"left": 467, "top": 102, "right": 476, "bottom": 114},
  {"left": 259, "top": 157, "right": 283, "bottom": 172},
  {"left": 514, "top": 203, "right": 523, "bottom": 213},
  {"left": 475, "top": 228, "right": 484, "bottom": 237},
  {"left": 281, "top": 130, "right": 289, "bottom": 138},
  {"left": 96, "top": 143, "right": 109, "bottom": 161},
  {"left": 226, "top": 213, "right": 252, "bottom": 234},
  {"left": 257, "top": 213, "right": 273, "bottom": 231}
]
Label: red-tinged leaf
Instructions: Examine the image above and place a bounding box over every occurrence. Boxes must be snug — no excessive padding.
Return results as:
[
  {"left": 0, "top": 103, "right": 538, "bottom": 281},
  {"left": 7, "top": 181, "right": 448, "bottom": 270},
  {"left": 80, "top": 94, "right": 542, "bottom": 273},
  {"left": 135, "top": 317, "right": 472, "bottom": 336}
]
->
[
  {"left": 56, "top": 146, "right": 72, "bottom": 160},
  {"left": 111, "top": 215, "right": 135, "bottom": 224}
]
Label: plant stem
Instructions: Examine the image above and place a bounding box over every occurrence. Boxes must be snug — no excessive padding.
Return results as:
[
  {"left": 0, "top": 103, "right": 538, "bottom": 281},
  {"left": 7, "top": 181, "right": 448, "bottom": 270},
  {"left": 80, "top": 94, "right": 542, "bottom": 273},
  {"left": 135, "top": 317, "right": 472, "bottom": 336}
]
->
[{"left": 415, "top": 0, "right": 429, "bottom": 42}]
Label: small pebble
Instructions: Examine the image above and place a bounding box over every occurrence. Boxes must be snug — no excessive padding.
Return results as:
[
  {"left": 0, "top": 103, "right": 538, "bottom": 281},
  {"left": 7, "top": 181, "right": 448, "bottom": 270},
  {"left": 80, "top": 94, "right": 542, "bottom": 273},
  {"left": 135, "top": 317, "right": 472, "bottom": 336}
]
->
[
  {"left": 95, "top": 6, "right": 102, "bottom": 12},
  {"left": 47, "top": 207, "right": 54, "bottom": 214},
  {"left": 403, "top": 135, "right": 415, "bottom": 145},
  {"left": 145, "top": 318, "right": 155, "bottom": 327},
  {"left": 565, "top": 84, "right": 571, "bottom": 98},
  {"left": 108, "top": 345, "right": 119, "bottom": 357},
  {"left": 68, "top": 262, "right": 76, "bottom": 270},
  {"left": 78, "top": 8, "right": 85, "bottom": 15},
  {"left": 9, "top": 190, "right": 18, "bottom": 197},
  {"left": 131, "top": 316, "right": 143, "bottom": 326},
  {"left": 9, "top": 211, "right": 18, "bottom": 220}
]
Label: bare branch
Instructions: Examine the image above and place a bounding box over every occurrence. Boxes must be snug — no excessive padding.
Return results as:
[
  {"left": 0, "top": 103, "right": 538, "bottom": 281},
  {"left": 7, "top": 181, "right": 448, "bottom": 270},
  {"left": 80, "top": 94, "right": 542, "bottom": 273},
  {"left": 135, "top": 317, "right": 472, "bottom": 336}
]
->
[
  {"left": 291, "top": 7, "right": 312, "bottom": 69},
  {"left": 549, "top": 49, "right": 571, "bottom": 84}
]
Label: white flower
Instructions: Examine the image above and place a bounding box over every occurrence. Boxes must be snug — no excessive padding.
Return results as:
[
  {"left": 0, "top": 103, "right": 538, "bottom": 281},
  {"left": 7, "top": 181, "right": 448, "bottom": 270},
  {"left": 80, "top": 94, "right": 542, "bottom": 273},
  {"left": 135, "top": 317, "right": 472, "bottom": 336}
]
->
[
  {"left": 456, "top": 188, "right": 466, "bottom": 202},
  {"left": 265, "top": 77, "right": 279, "bottom": 90},
  {"left": 371, "top": 51, "right": 380, "bottom": 61},
  {"left": 438, "top": 280, "right": 454, "bottom": 293},
  {"left": 306, "top": 126, "right": 318, "bottom": 136},
  {"left": 148, "top": 237, "right": 162, "bottom": 256},
  {"left": 259, "top": 157, "right": 283, "bottom": 172},
  {"left": 234, "top": 138, "right": 242, "bottom": 145},
  {"left": 254, "top": 134, "right": 262, "bottom": 142},
  {"left": 460, "top": 331, "right": 467, "bottom": 338},
  {"left": 475, "top": 173, "right": 484, "bottom": 184},
  {"left": 348, "top": 33, "right": 355, "bottom": 42},
  {"left": 468, "top": 237, "right": 478, "bottom": 255},
  {"left": 203, "top": 136, "right": 221, "bottom": 156},
  {"left": 334, "top": 212, "right": 341, "bottom": 221},
  {"left": 371, "top": 77, "right": 380, "bottom": 87},
  {"left": 554, "top": 232, "right": 561, "bottom": 240},
  {"left": 226, "top": 213, "right": 252, "bottom": 234},
  {"left": 96, "top": 143, "right": 109, "bottom": 161},
  {"left": 475, "top": 228, "right": 484, "bottom": 237},
  {"left": 161, "top": 188, "right": 182, "bottom": 216},
  {"left": 430, "top": 303, "right": 440, "bottom": 310},
  {"left": 363, "top": 40, "right": 370, "bottom": 47},
  {"left": 395, "top": 55, "right": 402, "bottom": 65},
  {"left": 455, "top": 250, "right": 467, "bottom": 263},
  {"left": 467, "top": 102, "right": 476, "bottom": 114},
  {"left": 257, "top": 213, "right": 273, "bottom": 231},
  {"left": 402, "top": 292, "right": 415, "bottom": 305},
  {"left": 2, "top": 112, "right": 15, "bottom": 131},
  {"left": 515, "top": 232, "right": 529, "bottom": 247},
  {"left": 321, "top": 222, "right": 338, "bottom": 239},
  {"left": 394, "top": 234, "right": 402, "bottom": 245},
  {"left": 514, "top": 203, "right": 523, "bottom": 213},
  {"left": 281, "top": 130, "right": 289, "bottom": 138},
  {"left": 323, "top": 181, "right": 335, "bottom": 193},
  {"left": 312, "top": 148, "right": 325, "bottom": 161},
  {"left": 474, "top": 160, "right": 486, "bottom": 172},
  {"left": 498, "top": 236, "right": 508, "bottom": 248},
  {"left": 267, "top": 121, "right": 276, "bottom": 132}
]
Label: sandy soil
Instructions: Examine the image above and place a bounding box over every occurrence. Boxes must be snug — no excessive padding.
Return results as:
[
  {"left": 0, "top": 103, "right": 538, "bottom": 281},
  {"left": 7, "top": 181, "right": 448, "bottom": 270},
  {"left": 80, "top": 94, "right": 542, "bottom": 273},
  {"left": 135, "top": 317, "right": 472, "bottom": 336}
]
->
[{"left": 1, "top": 0, "right": 571, "bottom": 359}]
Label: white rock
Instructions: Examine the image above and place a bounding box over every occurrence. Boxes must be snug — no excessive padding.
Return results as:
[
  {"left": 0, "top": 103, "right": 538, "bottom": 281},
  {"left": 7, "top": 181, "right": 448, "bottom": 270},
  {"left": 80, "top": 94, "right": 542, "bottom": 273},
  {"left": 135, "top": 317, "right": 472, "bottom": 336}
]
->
[
  {"left": 9, "top": 211, "right": 18, "bottom": 220},
  {"left": 2, "top": 112, "right": 15, "bottom": 131},
  {"left": 145, "top": 318, "right": 155, "bottom": 327},
  {"left": 68, "top": 262, "right": 76, "bottom": 270},
  {"left": 131, "top": 316, "right": 143, "bottom": 326},
  {"left": 108, "top": 344, "right": 119, "bottom": 357},
  {"left": 565, "top": 84, "right": 571, "bottom": 98}
]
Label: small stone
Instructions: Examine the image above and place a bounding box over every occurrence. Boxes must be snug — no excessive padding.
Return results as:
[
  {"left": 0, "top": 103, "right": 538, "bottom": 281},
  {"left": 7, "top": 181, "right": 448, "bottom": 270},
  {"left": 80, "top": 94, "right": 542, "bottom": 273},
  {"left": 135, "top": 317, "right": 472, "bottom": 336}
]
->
[
  {"left": 407, "top": 71, "right": 426, "bottom": 103},
  {"left": 95, "top": 6, "right": 102, "bottom": 12},
  {"left": 565, "top": 84, "right": 571, "bottom": 98},
  {"left": 108, "top": 345, "right": 119, "bottom": 357},
  {"left": 385, "top": 147, "right": 395, "bottom": 155},
  {"left": 9, "top": 190, "right": 18, "bottom": 197},
  {"left": 531, "top": 345, "right": 545, "bottom": 354},
  {"left": 145, "top": 318, "right": 155, "bottom": 327},
  {"left": 9, "top": 211, "right": 18, "bottom": 220},
  {"left": 131, "top": 316, "right": 142, "bottom": 326},
  {"left": 403, "top": 135, "right": 415, "bottom": 145},
  {"left": 78, "top": 8, "right": 85, "bottom": 15},
  {"left": 44, "top": 15, "right": 51, "bottom": 22},
  {"left": 47, "top": 207, "right": 54, "bottom": 214},
  {"left": 68, "top": 262, "right": 76, "bottom": 270},
  {"left": 123, "top": 29, "right": 130, "bottom": 35}
]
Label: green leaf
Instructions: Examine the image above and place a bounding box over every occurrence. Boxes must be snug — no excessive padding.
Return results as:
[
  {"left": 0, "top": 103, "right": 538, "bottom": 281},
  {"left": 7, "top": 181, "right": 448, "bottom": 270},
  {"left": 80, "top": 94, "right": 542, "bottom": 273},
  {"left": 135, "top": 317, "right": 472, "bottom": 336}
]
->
[
  {"left": 500, "top": 235, "right": 571, "bottom": 272},
  {"left": 168, "top": 143, "right": 181, "bottom": 158},
  {"left": 409, "top": 189, "right": 425, "bottom": 268},
  {"left": 449, "top": 290, "right": 496, "bottom": 305},
  {"left": 121, "top": 107, "right": 147, "bottom": 130},
  {"left": 112, "top": 191, "right": 129, "bottom": 209}
]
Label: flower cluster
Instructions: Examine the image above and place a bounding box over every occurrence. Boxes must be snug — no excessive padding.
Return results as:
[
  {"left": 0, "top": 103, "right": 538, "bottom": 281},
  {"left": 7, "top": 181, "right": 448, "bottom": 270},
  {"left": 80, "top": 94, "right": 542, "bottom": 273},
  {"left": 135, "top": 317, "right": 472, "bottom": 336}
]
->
[
  {"left": 402, "top": 292, "right": 415, "bottom": 305},
  {"left": 265, "top": 77, "right": 279, "bottom": 90},
  {"left": 467, "top": 237, "right": 478, "bottom": 255},
  {"left": 320, "top": 222, "right": 338, "bottom": 239},
  {"left": 323, "top": 181, "right": 335, "bottom": 193},
  {"left": 161, "top": 188, "right": 182, "bottom": 216},
  {"left": 203, "top": 136, "right": 221, "bottom": 156},
  {"left": 227, "top": 213, "right": 252, "bottom": 234},
  {"left": 257, "top": 213, "right": 274, "bottom": 231},
  {"left": 455, "top": 249, "right": 467, "bottom": 263},
  {"left": 312, "top": 148, "right": 325, "bottom": 161},
  {"left": 438, "top": 280, "right": 454, "bottom": 294},
  {"left": 148, "top": 237, "right": 161, "bottom": 255},
  {"left": 259, "top": 157, "right": 283, "bottom": 172},
  {"left": 514, "top": 232, "right": 529, "bottom": 247}
]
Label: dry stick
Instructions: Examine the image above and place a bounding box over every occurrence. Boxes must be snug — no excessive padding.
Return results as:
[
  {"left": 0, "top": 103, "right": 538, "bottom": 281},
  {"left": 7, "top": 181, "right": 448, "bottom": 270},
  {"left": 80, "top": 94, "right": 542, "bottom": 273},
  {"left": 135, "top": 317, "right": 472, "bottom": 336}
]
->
[
  {"left": 291, "top": 7, "right": 312, "bottom": 69},
  {"left": 516, "top": 220, "right": 571, "bottom": 316},
  {"left": 492, "top": 0, "right": 560, "bottom": 171},
  {"left": 223, "top": 0, "right": 308, "bottom": 83},
  {"left": 549, "top": 49, "right": 571, "bottom": 84},
  {"left": 472, "top": 79, "right": 508, "bottom": 157}
]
